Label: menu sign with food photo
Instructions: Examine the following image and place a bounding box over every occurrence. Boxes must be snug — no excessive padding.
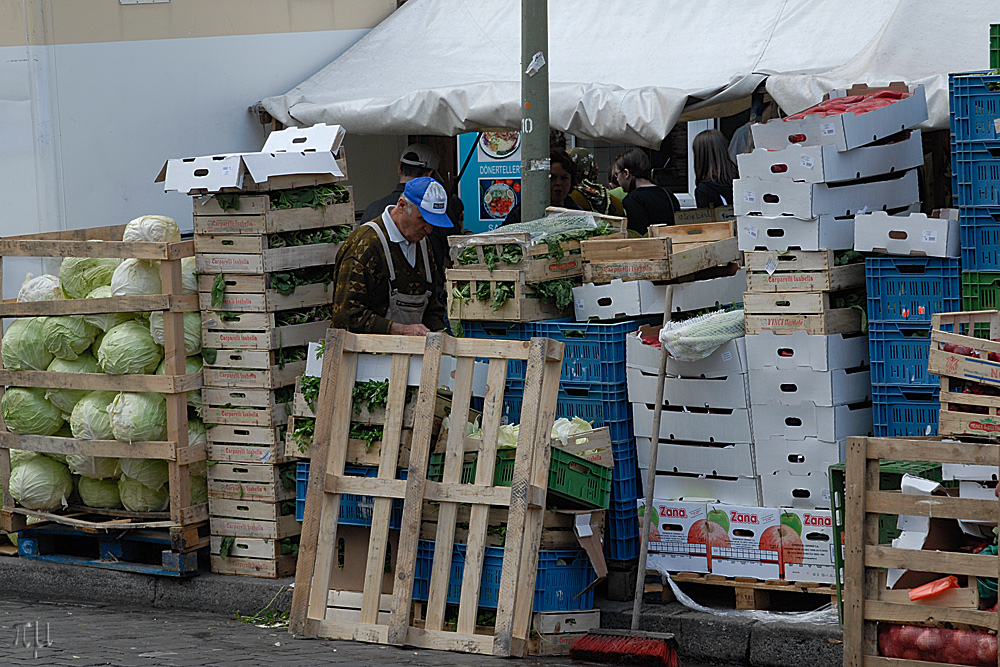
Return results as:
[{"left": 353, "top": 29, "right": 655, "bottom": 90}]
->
[{"left": 457, "top": 130, "right": 522, "bottom": 233}]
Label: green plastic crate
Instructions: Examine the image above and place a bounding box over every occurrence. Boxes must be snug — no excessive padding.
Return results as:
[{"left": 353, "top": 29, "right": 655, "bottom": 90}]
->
[
  {"left": 961, "top": 271, "right": 1000, "bottom": 311},
  {"left": 829, "top": 460, "right": 943, "bottom": 624},
  {"left": 992, "top": 24, "right": 1000, "bottom": 70},
  {"left": 428, "top": 448, "right": 611, "bottom": 509}
]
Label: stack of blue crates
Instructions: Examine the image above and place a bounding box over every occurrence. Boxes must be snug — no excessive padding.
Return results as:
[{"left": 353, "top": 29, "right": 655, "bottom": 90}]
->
[
  {"left": 463, "top": 317, "right": 655, "bottom": 563},
  {"left": 866, "top": 256, "right": 960, "bottom": 436}
]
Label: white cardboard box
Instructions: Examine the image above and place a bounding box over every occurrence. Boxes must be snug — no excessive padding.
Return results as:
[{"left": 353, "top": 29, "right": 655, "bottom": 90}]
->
[
  {"left": 627, "top": 366, "right": 749, "bottom": 410},
  {"left": 748, "top": 365, "right": 871, "bottom": 407},
  {"left": 733, "top": 169, "right": 919, "bottom": 219},
  {"left": 750, "top": 85, "right": 928, "bottom": 152},
  {"left": 760, "top": 470, "right": 833, "bottom": 509},
  {"left": 627, "top": 331, "right": 748, "bottom": 377},
  {"left": 941, "top": 462, "right": 999, "bottom": 481},
  {"left": 707, "top": 504, "right": 782, "bottom": 579},
  {"left": 642, "top": 469, "right": 761, "bottom": 505},
  {"left": 780, "top": 508, "right": 836, "bottom": 583},
  {"left": 632, "top": 404, "right": 753, "bottom": 444},
  {"left": 639, "top": 500, "right": 711, "bottom": 574},
  {"left": 158, "top": 123, "right": 346, "bottom": 193},
  {"left": 753, "top": 437, "right": 843, "bottom": 476},
  {"left": 573, "top": 271, "right": 746, "bottom": 322},
  {"left": 738, "top": 130, "right": 923, "bottom": 184},
  {"left": 854, "top": 210, "right": 961, "bottom": 258},
  {"left": 745, "top": 330, "right": 869, "bottom": 372},
  {"left": 959, "top": 480, "right": 996, "bottom": 500},
  {"left": 637, "top": 437, "right": 756, "bottom": 478},
  {"left": 750, "top": 401, "right": 873, "bottom": 444},
  {"left": 738, "top": 214, "right": 856, "bottom": 252}
]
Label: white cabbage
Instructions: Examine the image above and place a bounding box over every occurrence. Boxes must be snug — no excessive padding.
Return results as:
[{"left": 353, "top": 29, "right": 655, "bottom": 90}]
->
[
  {"left": 118, "top": 476, "right": 169, "bottom": 512},
  {"left": 118, "top": 459, "right": 169, "bottom": 491},
  {"left": 1, "top": 388, "right": 64, "bottom": 436},
  {"left": 82, "top": 286, "right": 137, "bottom": 332},
  {"left": 41, "top": 315, "right": 98, "bottom": 360},
  {"left": 66, "top": 455, "right": 120, "bottom": 480},
  {"left": 18, "top": 274, "right": 64, "bottom": 302},
  {"left": 122, "top": 215, "right": 180, "bottom": 243},
  {"left": 155, "top": 355, "right": 203, "bottom": 415},
  {"left": 109, "top": 392, "right": 167, "bottom": 443},
  {"left": 148, "top": 311, "right": 202, "bottom": 356},
  {"left": 78, "top": 476, "right": 122, "bottom": 509},
  {"left": 69, "top": 391, "right": 117, "bottom": 440},
  {"left": 10, "top": 449, "right": 39, "bottom": 469},
  {"left": 2, "top": 318, "right": 55, "bottom": 371},
  {"left": 110, "top": 259, "right": 161, "bottom": 297},
  {"left": 9, "top": 456, "right": 74, "bottom": 510},
  {"left": 59, "top": 256, "right": 119, "bottom": 299},
  {"left": 44, "top": 354, "right": 101, "bottom": 415},
  {"left": 98, "top": 321, "right": 163, "bottom": 375},
  {"left": 182, "top": 256, "right": 197, "bottom": 295}
]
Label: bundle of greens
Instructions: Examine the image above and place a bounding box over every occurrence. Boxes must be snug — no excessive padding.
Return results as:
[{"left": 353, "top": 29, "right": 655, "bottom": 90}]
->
[
  {"left": 532, "top": 278, "right": 575, "bottom": 311},
  {"left": 349, "top": 423, "right": 383, "bottom": 449},
  {"left": 300, "top": 375, "right": 321, "bottom": 412},
  {"left": 267, "top": 225, "right": 352, "bottom": 249},
  {"left": 291, "top": 417, "right": 315, "bottom": 452},
  {"left": 267, "top": 266, "right": 337, "bottom": 296},
  {"left": 456, "top": 243, "right": 524, "bottom": 270},
  {"left": 542, "top": 222, "right": 615, "bottom": 261},
  {"left": 270, "top": 185, "right": 350, "bottom": 210},
  {"left": 274, "top": 304, "right": 334, "bottom": 327}
]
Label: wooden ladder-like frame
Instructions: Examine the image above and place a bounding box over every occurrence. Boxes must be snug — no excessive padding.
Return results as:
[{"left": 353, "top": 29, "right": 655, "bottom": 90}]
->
[{"left": 291, "top": 329, "right": 563, "bottom": 657}]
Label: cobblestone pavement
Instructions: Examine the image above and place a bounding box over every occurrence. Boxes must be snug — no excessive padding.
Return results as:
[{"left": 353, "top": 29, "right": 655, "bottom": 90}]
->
[{"left": 0, "top": 598, "right": 605, "bottom": 666}]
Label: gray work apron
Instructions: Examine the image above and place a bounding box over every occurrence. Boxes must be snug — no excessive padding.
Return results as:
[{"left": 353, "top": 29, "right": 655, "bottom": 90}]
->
[{"left": 364, "top": 221, "right": 433, "bottom": 325}]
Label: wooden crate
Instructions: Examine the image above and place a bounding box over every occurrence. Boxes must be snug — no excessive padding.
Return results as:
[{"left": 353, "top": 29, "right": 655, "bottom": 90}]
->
[
  {"left": 0, "top": 224, "right": 205, "bottom": 550},
  {"left": 582, "top": 234, "right": 740, "bottom": 284},
  {"left": 193, "top": 189, "right": 353, "bottom": 235},
  {"left": 929, "top": 311, "right": 1000, "bottom": 438},
  {"left": 208, "top": 425, "right": 285, "bottom": 448},
  {"left": 743, "top": 290, "right": 862, "bottom": 314},
  {"left": 197, "top": 275, "right": 335, "bottom": 313},
  {"left": 207, "top": 442, "right": 289, "bottom": 465},
  {"left": 649, "top": 220, "right": 735, "bottom": 248},
  {"left": 202, "top": 387, "right": 292, "bottom": 428},
  {"left": 207, "top": 462, "right": 297, "bottom": 502},
  {"left": 201, "top": 310, "right": 330, "bottom": 351},
  {"left": 209, "top": 533, "right": 297, "bottom": 579},
  {"left": 744, "top": 250, "right": 866, "bottom": 293},
  {"left": 195, "top": 235, "right": 346, "bottom": 275},
  {"left": 208, "top": 497, "right": 300, "bottom": 539},
  {"left": 203, "top": 350, "right": 306, "bottom": 390},
  {"left": 445, "top": 269, "right": 570, "bottom": 322},
  {"left": 842, "top": 436, "right": 1000, "bottom": 666},
  {"left": 745, "top": 309, "right": 864, "bottom": 335}
]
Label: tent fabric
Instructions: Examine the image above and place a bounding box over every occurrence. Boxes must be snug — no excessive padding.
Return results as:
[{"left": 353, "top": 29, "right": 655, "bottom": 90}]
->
[{"left": 262, "top": 0, "right": 996, "bottom": 147}]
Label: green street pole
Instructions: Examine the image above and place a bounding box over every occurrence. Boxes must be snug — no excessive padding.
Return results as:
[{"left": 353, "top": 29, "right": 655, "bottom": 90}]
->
[{"left": 520, "top": 0, "right": 550, "bottom": 223}]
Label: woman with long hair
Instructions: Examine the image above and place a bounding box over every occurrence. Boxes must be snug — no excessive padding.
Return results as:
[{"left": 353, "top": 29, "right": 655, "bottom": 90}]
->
[
  {"left": 614, "top": 148, "right": 680, "bottom": 236},
  {"left": 692, "top": 129, "right": 738, "bottom": 209}
]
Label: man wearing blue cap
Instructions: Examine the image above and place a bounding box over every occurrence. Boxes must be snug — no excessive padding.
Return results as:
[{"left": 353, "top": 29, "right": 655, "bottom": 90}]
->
[{"left": 330, "top": 176, "right": 452, "bottom": 336}]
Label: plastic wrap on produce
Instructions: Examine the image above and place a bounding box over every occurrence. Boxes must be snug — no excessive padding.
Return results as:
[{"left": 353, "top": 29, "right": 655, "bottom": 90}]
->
[
  {"left": 659, "top": 308, "right": 745, "bottom": 362},
  {"left": 666, "top": 577, "right": 839, "bottom": 625},
  {"left": 449, "top": 211, "right": 609, "bottom": 262}
]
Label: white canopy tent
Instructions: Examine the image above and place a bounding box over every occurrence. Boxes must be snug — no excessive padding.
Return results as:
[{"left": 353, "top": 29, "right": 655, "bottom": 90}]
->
[{"left": 262, "top": 0, "right": 996, "bottom": 147}]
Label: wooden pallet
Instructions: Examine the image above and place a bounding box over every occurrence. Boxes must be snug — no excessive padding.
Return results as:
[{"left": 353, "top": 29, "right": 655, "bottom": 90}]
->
[
  {"left": 193, "top": 189, "right": 354, "bottom": 235},
  {"left": 197, "top": 276, "right": 335, "bottom": 313},
  {"left": 445, "top": 269, "right": 571, "bottom": 322},
  {"left": 291, "top": 330, "right": 562, "bottom": 657},
  {"left": 668, "top": 572, "right": 838, "bottom": 610},
  {"left": 202, "top": 386, "right": 293, "bottom": 428},
  {"left": 582, "top": 231, "right": 739, "bottom": 284},
  {"left": 201, "top": 311, "right": 330, "bottom": 351},
  {"left": 207, "top": 461, "right": 297, "bottom": 502},
  {"left": 745, "top": 250, "right": 866, "bottom": 293},
  {"left": 843, "top": 436, "right": 1000, "bottom": 666},
  {"left": 0, "top": 224, "right": 206, "bottom": 551}
]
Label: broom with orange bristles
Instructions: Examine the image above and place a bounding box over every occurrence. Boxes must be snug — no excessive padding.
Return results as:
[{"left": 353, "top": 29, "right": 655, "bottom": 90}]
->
[{"left": 569, "top": 287, "right": 680, "bottom": 667}]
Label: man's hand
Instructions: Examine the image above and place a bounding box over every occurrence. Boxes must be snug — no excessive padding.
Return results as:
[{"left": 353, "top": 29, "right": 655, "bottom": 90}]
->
[{"left": 390, "top": 322, "right": 431, "bottom": 336}]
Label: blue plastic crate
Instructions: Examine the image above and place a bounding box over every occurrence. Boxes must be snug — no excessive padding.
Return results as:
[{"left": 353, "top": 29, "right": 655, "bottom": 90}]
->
[
  {"left": 960, "top": 206, "right": 1000, "bottom": 271},
  {"left": 605, "top": 500, "right": 640, "bottom": 562},
  {"left": 950, "top": 72, "right": 1000, "bottom": 143},
  {"left": 412, "top": 541, "right": 594, "bottom": 612},
  {"left": 459, "top": 320, "right": 534, "bottom": 341},
  {"left": 868, "top": 322, "right": 936, "bottom": 386},
  {"left": 502, "top": 380, "right": 631, "bottom": 430},
  {"left": 872, "top": 384, "right": 940, "bottom": 438},
  {"left": 952, "top": 141, "right": 1000, "bottom": 207},
  {"left": 295, "top": 462, "right": 407, "bottom": 526},
  {"left": 523, "top": 318, "right": 658, "bottom": 385},
  {"left": 609, "top": 446, "right": 640, "bottom": 504},
  {"left": 864, "top": 257, "right": 961, "bottom": 323}
]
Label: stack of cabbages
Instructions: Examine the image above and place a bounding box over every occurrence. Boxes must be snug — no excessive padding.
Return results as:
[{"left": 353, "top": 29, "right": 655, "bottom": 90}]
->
[{"left": 2, "top": 216, "right": 207, "bottom": 514}]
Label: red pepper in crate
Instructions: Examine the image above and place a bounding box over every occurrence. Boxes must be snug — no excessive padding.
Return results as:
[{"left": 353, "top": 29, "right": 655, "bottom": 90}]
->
[{"left": 640, "top": 335, "right": 661, "bottom": 349}]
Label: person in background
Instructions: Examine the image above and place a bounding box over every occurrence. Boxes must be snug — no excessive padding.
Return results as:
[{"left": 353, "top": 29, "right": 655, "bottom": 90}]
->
[
  {"left": 567, "top": 147, "right": 625, "bottom": 217},
  {"left": 331, "top": 177, "right": 451, "bottom": 336},
  {"left": 607, "top": 159, "right": 627, "bottom": 202},
  {"left": 693, "top": 129, "right": 738, "bottom": 209},
  {"left": 502, "top": 149, "right": 580, "bottom": 226},
  {"left": 614, "top": 148, "right": 680, "bottom": 236}
]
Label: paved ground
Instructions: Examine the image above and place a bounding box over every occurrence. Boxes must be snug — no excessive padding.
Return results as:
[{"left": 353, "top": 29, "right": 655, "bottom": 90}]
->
[{"left": 0, "top": 599, "right": 712, "bottom": 667}]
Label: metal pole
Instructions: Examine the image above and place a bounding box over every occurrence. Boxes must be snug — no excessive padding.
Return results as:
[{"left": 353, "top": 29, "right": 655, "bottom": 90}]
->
[{"left": 520, "top": 0, "right": 549, "bottom": 223}]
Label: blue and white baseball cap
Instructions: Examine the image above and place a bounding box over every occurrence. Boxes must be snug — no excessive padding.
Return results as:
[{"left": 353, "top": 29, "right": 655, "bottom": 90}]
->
[{"left": 403, "top": 177, "right": 452, "bottom": 228}]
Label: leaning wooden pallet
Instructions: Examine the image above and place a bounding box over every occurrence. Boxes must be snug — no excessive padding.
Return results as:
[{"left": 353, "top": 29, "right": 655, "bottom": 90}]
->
[
  {"left": 843, "top": 436, "right": 1000, "bottom": 666},
  {"left": 292, "top": 330, "right": 563, "bottom": 657},
  {"left": 0, "top": 224, "right": 206, "bottom": 576}
]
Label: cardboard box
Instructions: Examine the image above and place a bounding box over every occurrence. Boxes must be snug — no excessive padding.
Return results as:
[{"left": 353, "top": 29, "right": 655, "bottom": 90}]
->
[
  {"left": 642, "top": 469, "right": 761, "bottom": 505},
  {"left": 760, "top": 470, "right": 833, "bottom": 510},
  {"left": 627, "top": 366, "right": 749, "bottom": 410},
  {"left": 753, "top": 436, "right": 843, "bottom": 476},
  {"left": 751, "top": 400, "right": 872, "bottom": 444},
  {"left": 158, "top": 123, "right": 347, "bottom": 193},
  {"left": 744, "top": 330, "right": 869, "bottom": 372},
  {"left": 632, "top": 403, "right": 753, "bottom": 444},
  {"left": 328, "top": 525, "right": 399, "bottom": 594},
  {"left": 854, "top": 210, "right": 961, "bottom": 258},
  {"left": 780, "top": 508, "right": 836, "bottom": 584},
  {"left": 738, "top": 214, "right": 856, "bottom": 252},
  {"left": 748, "top": 365, "right": 871, "bottom": 407},
  {"left": 707, "top": 504, "right": 782, "bottom": 579},
  {"left": 574, "top": 269, "right": 747, "bottom": 322},
  {"left": 637, "top": 437, "right": 756, "bottom": 478},
  {"left": 627, "top": 329, "right": 748, "bottom": 377},
  {"left": 750, "top": 84, "right": 928, "bottom": 152},
  {"left": 733, "top": 169, "right": 919, "bottom": 219},
  {"left": 639, "top": 500, "right": 711, "bottom": 574},
  {"left": 737, "top": 129, "right": 923, "bottom": 183},
  {"left": 941, "top": 463, "right": 999, "bottom": 481}
]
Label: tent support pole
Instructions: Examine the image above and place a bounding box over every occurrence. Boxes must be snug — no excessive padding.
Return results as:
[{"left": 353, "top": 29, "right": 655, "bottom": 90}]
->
[{"left": 520, "top": 0, "right": 550, "bottom": 222}]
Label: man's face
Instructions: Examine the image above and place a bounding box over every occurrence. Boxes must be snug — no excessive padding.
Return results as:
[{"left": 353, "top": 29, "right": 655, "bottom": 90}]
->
[
  {"left": 550, "top": 163, "right": 572, "bottom": 205},
  {"left": 395, "top": 198, "right": 434, "bottom": 242}
]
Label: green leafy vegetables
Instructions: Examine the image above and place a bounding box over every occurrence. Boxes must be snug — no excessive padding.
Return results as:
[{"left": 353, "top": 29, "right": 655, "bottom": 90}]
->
[
  {"left": 300, "top": 375, "right": 321, "bottom": 412},
  {"left": 267, "top": 225, "right": 351, "bottom": 249},
  {"left": 267, "top": 266, "right": 337, "bottom": 297},
  {"left": 274, "top": 305, "right": 334, "bottom": 327},
  {"left": 532, "top": 278, "right": 575, "bottom": 310},
  {"left": 270, "top": 185, "right": 350, "bottom": 210},
  {"left": 349, "top": 423, "right": 384, "bottom": 449}
]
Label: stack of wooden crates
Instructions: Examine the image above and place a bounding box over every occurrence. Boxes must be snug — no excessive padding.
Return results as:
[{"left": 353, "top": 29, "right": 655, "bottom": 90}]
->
[{"left": 192, "top": 158, "right": 353, "bottom": 578}]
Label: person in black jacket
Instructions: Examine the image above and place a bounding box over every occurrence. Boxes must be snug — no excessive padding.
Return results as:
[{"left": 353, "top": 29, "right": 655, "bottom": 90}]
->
[
  {"left": 614, "top": 149, "right": 680, "bottom": 236},
  {"left": 693, "top": 129, "right": 738, "bottom": 209}
]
